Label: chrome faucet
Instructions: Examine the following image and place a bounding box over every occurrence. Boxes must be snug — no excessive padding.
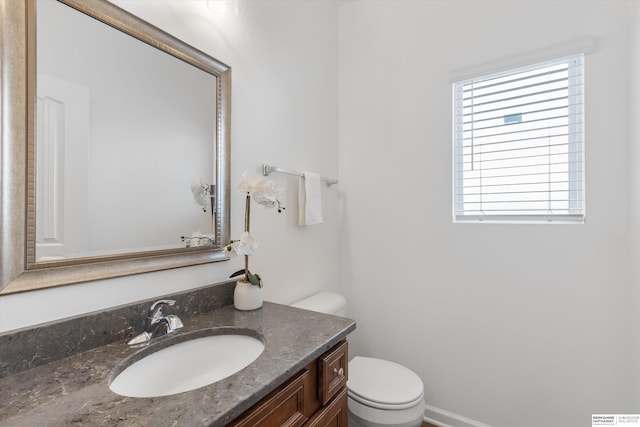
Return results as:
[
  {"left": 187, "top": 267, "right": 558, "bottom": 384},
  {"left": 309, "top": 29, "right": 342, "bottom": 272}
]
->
[{"left": 127, "top": 299, "right": 184, "bottom": 346}]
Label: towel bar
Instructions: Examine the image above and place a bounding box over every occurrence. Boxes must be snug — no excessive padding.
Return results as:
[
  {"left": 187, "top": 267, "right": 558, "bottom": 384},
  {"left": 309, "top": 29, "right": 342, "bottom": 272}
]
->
[{"left": 262, "top": 164, "right": 338, "bottom": 186}]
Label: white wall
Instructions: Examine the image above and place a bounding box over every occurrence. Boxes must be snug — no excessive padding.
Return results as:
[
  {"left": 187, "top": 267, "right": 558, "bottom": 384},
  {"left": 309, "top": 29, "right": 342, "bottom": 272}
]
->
[
  {"left": 630, "top": 0, "right": 640, "bottom": 413},
  {"left": 0, "top": 0, "right": 341, "bottom": 331},
  {"left": 339, "top": 1, "right": 634, "bottom": 426}
]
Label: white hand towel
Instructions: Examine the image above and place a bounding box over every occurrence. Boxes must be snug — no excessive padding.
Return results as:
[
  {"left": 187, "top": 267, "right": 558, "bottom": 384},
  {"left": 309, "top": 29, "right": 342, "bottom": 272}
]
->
[{"left": 299, "top": 171, "right": 323, "bottom": 225}]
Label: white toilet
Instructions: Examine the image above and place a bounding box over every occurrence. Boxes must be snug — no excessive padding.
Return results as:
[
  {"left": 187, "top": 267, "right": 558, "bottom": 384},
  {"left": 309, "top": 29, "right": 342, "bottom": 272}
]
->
[{"left": 291, "top": 292, "right": 425, "bottom": 427}]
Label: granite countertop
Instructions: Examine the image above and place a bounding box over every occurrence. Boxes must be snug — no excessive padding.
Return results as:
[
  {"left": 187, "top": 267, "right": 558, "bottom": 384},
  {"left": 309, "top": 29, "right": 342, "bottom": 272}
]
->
[{"left": 0, "top": 302, "right": 356, "bottom": 426}]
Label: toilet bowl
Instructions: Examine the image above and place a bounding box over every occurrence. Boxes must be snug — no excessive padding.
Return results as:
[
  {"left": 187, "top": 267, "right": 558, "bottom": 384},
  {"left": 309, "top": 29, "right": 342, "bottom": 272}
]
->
[{"left": 291, "top": 292, "right": 425, "bottom": 427}]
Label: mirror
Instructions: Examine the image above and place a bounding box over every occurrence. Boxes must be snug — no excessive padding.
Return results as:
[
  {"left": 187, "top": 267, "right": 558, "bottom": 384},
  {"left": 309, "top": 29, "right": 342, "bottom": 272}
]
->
[
  {"left": 36, "top": 0, "right": 218, "bottom": 260},
  {"left": 0, "top": 0, "right": 231, "bottom": 294}
]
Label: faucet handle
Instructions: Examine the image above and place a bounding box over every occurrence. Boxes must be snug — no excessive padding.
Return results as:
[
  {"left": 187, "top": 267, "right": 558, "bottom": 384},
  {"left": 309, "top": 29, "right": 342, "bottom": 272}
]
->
[
  {"left": 147, "top": 299, "right": 176, "bottom": 321},
  {"left": 150, "top": 299, "right": 175, "bottom": 311}
]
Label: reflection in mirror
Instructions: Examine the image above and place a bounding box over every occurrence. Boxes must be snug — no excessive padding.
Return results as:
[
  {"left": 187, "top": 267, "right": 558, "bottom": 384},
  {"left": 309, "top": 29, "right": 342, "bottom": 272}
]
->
[
  {"left": 36, "top": 0, "right": 215, "bottom": 260},
  {"left": 0, "top": 0, "right": 230, "bottom": 294}
]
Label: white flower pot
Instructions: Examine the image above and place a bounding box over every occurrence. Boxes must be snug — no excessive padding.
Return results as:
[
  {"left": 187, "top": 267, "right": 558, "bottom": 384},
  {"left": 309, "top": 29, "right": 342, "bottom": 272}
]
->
[{"left": 234, "top": 279, "right": 263, "bottom": 311}]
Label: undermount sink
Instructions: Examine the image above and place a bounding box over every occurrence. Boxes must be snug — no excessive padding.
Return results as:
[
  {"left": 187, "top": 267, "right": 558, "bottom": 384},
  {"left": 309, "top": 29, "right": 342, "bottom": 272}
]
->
[{"left": 109, "top": 330, "right": 265, "bottom": 398}]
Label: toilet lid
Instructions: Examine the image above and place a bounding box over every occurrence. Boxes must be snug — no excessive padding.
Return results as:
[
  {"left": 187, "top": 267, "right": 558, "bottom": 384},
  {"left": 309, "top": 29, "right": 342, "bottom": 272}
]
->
[{"left": 348, "top": 356, "right": 424, "bottom": 409}]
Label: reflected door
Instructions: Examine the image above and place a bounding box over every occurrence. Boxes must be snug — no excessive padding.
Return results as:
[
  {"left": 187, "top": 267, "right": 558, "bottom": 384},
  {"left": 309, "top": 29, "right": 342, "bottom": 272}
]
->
[{"left": 36, "top": 75, "right": 90, "bottom": 260}]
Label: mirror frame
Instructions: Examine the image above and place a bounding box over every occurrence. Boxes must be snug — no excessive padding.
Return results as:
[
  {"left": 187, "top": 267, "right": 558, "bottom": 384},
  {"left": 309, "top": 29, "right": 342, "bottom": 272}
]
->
[{"left": 0, "top": 0, "right": 231, "bottom": 295}]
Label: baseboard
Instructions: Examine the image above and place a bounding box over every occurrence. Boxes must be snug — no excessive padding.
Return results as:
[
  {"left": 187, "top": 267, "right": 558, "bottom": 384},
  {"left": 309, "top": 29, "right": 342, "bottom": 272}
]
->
[{"left": 424, "top": 403, "right": 493, "bottom": 427}]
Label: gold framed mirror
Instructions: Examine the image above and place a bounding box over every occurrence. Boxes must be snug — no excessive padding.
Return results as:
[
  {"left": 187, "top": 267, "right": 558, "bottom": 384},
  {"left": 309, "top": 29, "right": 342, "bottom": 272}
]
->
[{"left": 0, "top": 0, "right": 231, "bottom": 294}]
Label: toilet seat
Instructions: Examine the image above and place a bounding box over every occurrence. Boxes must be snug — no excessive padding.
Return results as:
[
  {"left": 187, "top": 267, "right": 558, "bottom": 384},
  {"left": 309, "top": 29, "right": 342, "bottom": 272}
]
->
[
  {"left": 348, "top": 389, "right": 424, "bottom": 410},
  {"left": 348, "top": 356, "right": 424, "bottom": 410}
]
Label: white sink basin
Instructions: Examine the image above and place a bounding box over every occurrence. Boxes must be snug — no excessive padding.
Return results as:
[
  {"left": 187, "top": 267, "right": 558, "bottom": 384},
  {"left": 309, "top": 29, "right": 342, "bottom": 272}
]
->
[{"left": 109, "top": 333, "right": 265, "bottom": 397}]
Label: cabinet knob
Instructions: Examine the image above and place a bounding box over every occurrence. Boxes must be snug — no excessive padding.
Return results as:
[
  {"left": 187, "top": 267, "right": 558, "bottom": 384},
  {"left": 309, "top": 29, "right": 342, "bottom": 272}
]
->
[{"left": 332, "top": 367, "right": 344, "bottom": 378}]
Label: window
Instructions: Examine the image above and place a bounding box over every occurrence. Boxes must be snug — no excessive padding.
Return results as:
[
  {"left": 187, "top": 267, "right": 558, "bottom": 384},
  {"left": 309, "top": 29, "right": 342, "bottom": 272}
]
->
[{"left": 453, "top": 54, "right": 585, "bottom": 223}]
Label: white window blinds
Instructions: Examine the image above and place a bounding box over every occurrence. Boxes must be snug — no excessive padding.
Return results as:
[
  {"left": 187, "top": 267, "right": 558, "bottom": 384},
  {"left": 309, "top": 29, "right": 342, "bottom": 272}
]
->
[{"left": 453, "top": 54, "right": 585, "bottom": 223}]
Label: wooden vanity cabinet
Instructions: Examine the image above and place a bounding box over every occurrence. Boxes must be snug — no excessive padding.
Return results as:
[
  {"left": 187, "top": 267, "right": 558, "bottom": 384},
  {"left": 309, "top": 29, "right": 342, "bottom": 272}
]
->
[
  {"left": 304, "top": 388, "right": 348, "bottom": 427},
  {"left": 229, "top": 340, "right": 348, "bottom": 427}
]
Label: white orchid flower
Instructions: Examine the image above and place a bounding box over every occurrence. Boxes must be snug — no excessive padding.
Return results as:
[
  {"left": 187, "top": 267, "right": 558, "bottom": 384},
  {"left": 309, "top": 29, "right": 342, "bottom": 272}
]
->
[
  {"left": 237, "top": 172, "right": 252, "bottom": 193},
  {"left": 222, "top": 241, "right": 238, "bottom": 257},
  {"left": 191, "top": 177, "right": 210, "bottom": 211},
  {"left": 226, "top": 173, "right": 285, "bottom": 284},
  {"left": 252, "top": 179, "right": 283, "bottom": 208},
  {"left": 237, "top": 172, "right": 263, "bottom": 194},
  {"left": 235, "top": 231, "right": 259, "bottom": 256}
]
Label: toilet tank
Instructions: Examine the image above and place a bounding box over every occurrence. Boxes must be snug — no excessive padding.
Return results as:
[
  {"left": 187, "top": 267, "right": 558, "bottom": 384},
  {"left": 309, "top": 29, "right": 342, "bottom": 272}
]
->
[{"left": 291, "top": 292, "right": 346, "bottom": 316}]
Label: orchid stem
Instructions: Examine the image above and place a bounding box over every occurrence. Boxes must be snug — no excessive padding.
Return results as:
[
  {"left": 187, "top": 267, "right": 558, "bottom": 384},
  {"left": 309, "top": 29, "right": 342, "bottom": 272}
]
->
[{"left": 244, "top": 192, "right": 251, "bottom": 282}]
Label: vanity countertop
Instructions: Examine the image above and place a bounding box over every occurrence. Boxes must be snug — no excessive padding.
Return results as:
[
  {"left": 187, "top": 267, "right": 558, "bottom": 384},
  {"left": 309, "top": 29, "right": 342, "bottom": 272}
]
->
[{"left": 0, "top": 302, "right": 355, "bottom": 426}]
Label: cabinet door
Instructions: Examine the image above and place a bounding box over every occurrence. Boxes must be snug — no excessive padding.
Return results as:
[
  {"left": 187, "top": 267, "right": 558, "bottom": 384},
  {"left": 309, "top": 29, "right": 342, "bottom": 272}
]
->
[
  {"left": 318, "top": 340, "right": 348, "bottom": 405},
  {"left": 304, "top": 388, "right": 348, "bottom": 427},
  {"left": 229, "top": 370, "right": 309, "bottom": 427}
]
